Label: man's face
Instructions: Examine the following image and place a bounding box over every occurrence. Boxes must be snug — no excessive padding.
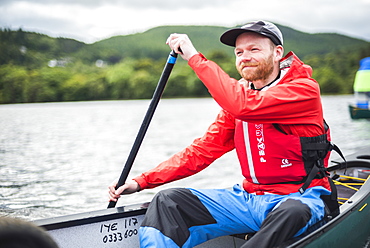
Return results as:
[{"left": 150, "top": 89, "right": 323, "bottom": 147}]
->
[{"left": 234, "top": 32, "right": 276, "bottom": 82}]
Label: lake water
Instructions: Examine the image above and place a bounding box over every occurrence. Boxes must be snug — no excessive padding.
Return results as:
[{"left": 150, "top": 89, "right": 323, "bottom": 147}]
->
[{"left": 1, "top": 95, "right": 369, "bottom": 221}]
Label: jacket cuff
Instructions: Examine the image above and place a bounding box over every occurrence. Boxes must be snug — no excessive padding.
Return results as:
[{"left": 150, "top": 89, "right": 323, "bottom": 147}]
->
[
  {"left": 188, "top": 53, "right": 207, "bottom": 67},
  {"left": 133, "top": 175, "right": 148, "bottom": 191}
]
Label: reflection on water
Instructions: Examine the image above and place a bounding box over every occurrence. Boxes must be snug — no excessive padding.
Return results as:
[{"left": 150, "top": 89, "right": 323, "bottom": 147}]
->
[{"left": 0, "top": 96, "right": 369, "bottom": 221}]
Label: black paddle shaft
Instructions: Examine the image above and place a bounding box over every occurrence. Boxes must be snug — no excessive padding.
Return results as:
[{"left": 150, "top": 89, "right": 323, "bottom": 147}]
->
[{"left": 108, "top": 51, "right": 178, "bottom": 208}]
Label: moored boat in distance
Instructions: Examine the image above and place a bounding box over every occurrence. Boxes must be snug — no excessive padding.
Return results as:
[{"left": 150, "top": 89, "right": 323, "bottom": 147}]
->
[
  {"left": 349, "top": 57, "right": 370, "bottom": 119},
  {"left": 349, "top": 104, "right": 370, "bottom": 119},
  {"left": 34, "top": 147, "right": 370, "bottom": 248}
]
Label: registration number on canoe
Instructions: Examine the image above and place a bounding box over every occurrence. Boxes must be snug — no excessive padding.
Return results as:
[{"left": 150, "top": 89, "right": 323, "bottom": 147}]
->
[{"left": 100, "top": 218, "right": 139, "bottom": 243}]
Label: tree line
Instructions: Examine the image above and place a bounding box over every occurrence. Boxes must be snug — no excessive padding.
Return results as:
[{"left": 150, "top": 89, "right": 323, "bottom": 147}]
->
[
  {"left": 1, "top": 28, "right": 370, "bottom": 104},
  {"left": 0, "top": 57, "right": 212, "bottom": 104}
]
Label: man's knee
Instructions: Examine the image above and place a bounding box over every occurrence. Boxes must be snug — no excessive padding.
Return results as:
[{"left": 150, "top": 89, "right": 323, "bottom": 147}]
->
[
  {"left": 243, "top": 200, "right": 313, "bottom": 248},
  {"left": 142, "top": 188, "right": 216, "bottom": 247},
  {"left": 277, "top": 199, "right": 312, "bottom": 222},
  {"left": 151, "top": 188, "right": 182, "bottom": 205},
  {"left": 145, "top": 188, "right": 216, "bottom": 225},
  {"left": 262, "top": 199, "right": 312, "bottom": 229}
]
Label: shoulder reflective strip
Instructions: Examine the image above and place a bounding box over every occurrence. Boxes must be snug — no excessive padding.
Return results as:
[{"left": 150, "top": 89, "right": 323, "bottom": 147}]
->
[
  {"left": 243, "top": 122, "right": 259, "bottom": 184},
  {"left": 167, "top": 54, "right": 177, "bottom": 64}
]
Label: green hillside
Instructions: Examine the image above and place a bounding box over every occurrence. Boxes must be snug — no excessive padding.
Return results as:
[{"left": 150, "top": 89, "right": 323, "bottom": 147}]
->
[
  {"left": 0, "top": 28, "right": 85, "bottom": 68},
  {"left": 0, "top": 24, "right": 370, "bottom": 104},
  {"left": 276, "top": 25, "right": 368, "bottom": 57},
  {"left": 1, "top": 24, "right": 369, "bottom": 66},
  {"left": 81, "top": 24, "right": 369, "bottom": 62},
  {"left": 84, "top": 26, "right": 232, "bottom": 61}
]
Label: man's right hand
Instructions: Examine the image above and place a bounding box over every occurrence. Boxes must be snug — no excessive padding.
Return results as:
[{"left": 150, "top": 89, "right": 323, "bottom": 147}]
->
[
  {"left": 166, "top": 33, "right": 198, "bottom": 61},
  {"left": 108, "top": 179, "right": 140, "bottom": 202}
]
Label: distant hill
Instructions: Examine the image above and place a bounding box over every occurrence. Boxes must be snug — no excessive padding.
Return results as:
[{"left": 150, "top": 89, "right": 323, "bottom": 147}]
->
[
  {"left": 84, "top": 26, "right": 233, "bottom": 61},
  {"left": 0, "top": 28, "right": 85, "bottom": 67},
  {"left": 1, "top": 23, "right": 368, "bottom": 67},
  {"left": 84, "top": 24, "right": 369, "bottom": 61},
  {"left": 275, "top": 25, "right": 368, "bottom": 57}
]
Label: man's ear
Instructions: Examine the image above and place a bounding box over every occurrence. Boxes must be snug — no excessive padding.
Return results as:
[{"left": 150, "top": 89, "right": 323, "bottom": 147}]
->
[{"left": 275, "top": 45, "right": 284, "bottom": 61}]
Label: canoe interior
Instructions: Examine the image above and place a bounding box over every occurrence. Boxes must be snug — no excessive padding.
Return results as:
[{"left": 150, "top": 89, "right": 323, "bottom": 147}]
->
[{"left": 284, "top": 146, "right": 370, "bottom": 247}]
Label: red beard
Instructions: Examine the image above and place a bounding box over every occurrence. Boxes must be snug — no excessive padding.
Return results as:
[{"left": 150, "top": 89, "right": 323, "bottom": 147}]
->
[{"left": 238, "top": 54, "right": 274, "bottom": 82}]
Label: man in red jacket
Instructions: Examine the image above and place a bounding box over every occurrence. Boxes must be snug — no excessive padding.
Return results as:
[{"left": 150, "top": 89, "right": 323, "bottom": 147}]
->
[{"left": 109, "top": 20, "right": 338, "bottom": 248}]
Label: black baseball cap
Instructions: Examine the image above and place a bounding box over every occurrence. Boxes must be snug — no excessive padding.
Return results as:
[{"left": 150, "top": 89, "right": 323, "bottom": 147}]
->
[{"left": 220, "top": 20, "right": 283, "bottom": 47}]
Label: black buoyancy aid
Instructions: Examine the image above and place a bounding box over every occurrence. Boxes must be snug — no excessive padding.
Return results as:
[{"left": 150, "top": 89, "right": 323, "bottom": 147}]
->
[{"left": 299, "top": 121, "right": 345, "bottom": 217}]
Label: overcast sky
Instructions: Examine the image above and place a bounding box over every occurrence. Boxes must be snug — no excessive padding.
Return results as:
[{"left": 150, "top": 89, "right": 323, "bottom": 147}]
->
[{"left": 1, "top": 0, "right": 370, "bottom": 44}]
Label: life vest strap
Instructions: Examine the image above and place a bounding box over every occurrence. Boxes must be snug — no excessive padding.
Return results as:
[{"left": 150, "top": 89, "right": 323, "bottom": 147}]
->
[{"left": 299, "top": 142, "right": 347, "bottom": 194}]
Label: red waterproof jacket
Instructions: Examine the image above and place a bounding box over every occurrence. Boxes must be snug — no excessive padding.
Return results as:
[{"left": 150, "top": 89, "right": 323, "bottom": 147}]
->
[{"left": 134, "top": 52, "right": 331, "bottom": 194}]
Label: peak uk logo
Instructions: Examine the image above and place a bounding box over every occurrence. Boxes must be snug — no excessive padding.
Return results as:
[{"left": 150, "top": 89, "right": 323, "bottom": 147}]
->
[{"left": 255, "top": 124, "right": 266, "bottom": 162}]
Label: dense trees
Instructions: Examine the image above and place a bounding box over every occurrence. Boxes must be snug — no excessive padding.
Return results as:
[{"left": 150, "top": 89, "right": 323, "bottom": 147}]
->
[
  {"left": 0, "top": 57, "right": 211, "bottom": 104},
  {"left": 305, "top": 45, "right": 370, "bottom": 94},
  {"left": 0, "top": 27, "right": 369, "bottom": 104}
]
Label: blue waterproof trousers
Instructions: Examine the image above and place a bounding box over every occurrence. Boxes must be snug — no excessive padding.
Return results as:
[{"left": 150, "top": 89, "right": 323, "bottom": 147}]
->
[{"left": 139, "top": 184, "right": 331, "bottom": 248}]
